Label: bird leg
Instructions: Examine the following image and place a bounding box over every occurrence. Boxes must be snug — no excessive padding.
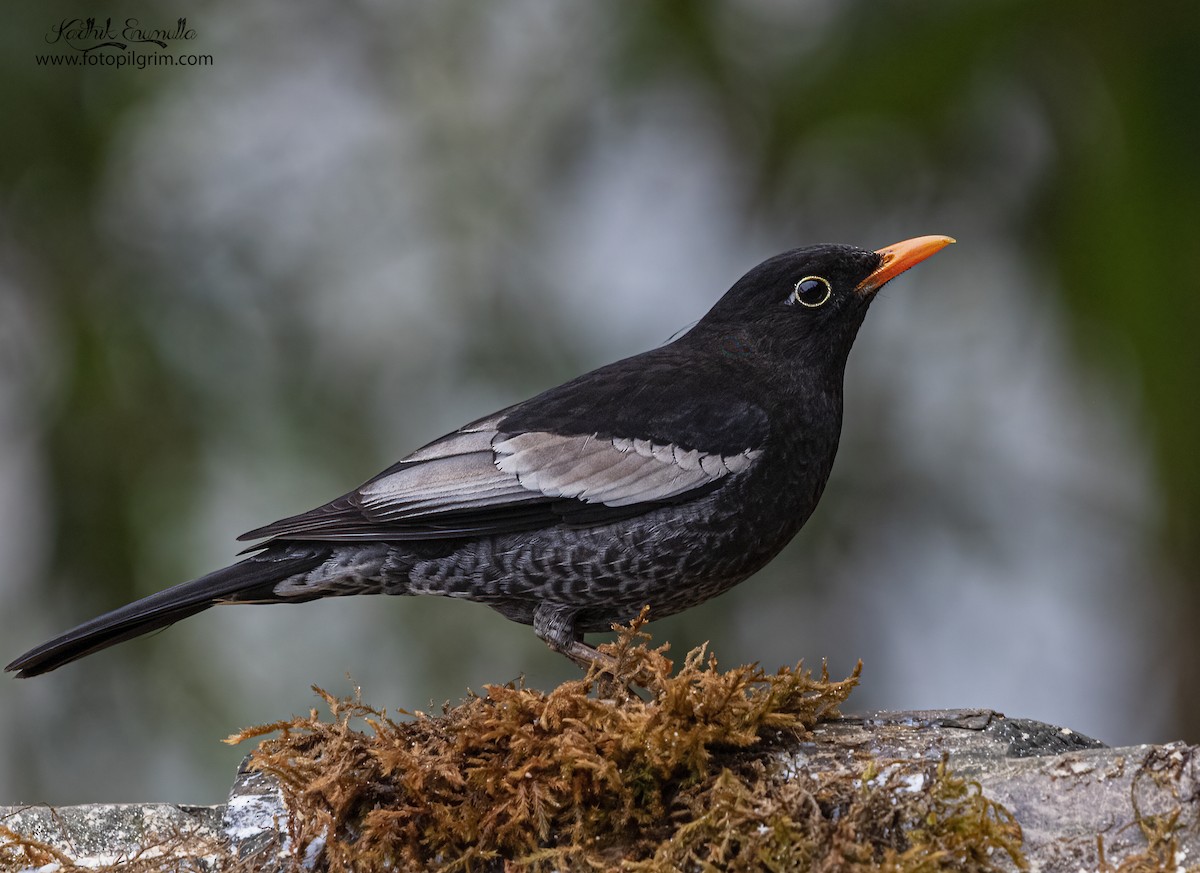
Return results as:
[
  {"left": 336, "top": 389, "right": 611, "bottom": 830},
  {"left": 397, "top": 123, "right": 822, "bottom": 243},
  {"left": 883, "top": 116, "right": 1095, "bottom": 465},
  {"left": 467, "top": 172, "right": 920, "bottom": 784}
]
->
[{"left": 533, "top": 603, "right": 616, "bottom": 673}]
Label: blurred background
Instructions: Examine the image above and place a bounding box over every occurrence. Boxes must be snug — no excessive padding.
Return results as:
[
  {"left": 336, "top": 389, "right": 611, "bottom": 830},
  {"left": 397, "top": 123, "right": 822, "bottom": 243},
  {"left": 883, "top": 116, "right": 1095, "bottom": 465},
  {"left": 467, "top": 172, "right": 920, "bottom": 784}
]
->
[{"left": 1, "top": 0, "right": 1197, "bottom": 805}]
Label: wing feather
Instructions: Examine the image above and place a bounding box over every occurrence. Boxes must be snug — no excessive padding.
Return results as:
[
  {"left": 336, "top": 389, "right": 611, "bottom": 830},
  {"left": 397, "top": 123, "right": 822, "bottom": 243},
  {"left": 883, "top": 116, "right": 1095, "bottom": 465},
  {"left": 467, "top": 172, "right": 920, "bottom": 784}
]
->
[
  {"left": 240, "top": 417, "right": 763, "bottom": 544},
  {"left": 493, "top": 432, "right": 760, "bottom": 507}
]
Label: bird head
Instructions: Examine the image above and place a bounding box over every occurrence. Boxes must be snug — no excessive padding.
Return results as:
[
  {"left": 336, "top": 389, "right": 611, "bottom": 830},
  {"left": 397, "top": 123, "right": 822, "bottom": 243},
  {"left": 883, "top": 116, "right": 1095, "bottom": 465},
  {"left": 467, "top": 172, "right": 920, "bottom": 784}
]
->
[{"left": 693, "top": 235, "right": 955, "bottom": 367}]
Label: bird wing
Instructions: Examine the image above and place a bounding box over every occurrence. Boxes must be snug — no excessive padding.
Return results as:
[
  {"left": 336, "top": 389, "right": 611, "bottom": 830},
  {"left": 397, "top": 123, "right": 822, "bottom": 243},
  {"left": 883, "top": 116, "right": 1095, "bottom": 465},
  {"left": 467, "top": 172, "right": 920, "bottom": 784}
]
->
[
  {"left": 238, "top": 353, "right": 769, "bottom": 545},
  {"left": 237, "top": 412, "right": 763, "bottom": 544}
]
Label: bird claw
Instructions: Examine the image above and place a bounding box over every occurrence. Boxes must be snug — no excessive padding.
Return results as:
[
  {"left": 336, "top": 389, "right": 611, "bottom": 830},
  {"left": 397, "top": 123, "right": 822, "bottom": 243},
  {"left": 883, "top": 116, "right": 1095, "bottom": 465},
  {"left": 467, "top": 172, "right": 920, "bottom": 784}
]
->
[{"left": 554, "top": 639, "right": 640, "bottom": 700}]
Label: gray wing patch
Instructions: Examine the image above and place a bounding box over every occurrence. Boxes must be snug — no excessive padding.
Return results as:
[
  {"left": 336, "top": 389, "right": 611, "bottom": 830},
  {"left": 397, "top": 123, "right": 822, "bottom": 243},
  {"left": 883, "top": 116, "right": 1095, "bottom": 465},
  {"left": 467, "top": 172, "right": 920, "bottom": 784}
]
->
[
  {"left": 357, "top": 416, "right": 538, "bottom": 521},
  {"left": 243, "top": 416, "right": 762, "bottom": 543},
  {"left": 360, "top": 427, "right": 761, "bottom": 518},
  {"left": 493, "top": 432, "right": 761, "bottom": 507}
]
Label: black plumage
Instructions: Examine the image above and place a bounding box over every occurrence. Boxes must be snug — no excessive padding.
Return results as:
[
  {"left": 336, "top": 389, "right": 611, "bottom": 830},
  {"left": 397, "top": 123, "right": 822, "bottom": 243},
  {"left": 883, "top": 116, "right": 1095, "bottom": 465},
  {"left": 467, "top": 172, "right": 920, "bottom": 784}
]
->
[{"left": 6, "top": 236, "right": 953, "bottom": 677}]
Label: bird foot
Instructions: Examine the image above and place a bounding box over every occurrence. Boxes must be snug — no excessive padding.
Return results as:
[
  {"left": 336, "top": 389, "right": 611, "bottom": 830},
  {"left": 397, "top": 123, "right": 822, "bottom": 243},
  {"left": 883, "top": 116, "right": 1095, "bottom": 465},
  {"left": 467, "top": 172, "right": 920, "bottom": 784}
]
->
[
  {"left": 534, "top": 605, "right": 635, "bottom": 697},
  {"left": 560, "top": 639, "right": 647, "bottom": 700},
  {"left": 560, "top": 638, "right": 614, "bottom": 671}
]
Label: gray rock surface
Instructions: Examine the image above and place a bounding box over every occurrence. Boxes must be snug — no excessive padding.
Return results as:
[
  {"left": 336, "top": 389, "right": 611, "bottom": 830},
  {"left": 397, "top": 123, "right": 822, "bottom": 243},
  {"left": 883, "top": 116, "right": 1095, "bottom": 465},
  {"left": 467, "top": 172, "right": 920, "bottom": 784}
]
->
[
  {"left": 790, "top": 710, "right": 1198, "bottom": 870},
  {"left": 0, "top": 801, "right": 226, "bottom": 870}
]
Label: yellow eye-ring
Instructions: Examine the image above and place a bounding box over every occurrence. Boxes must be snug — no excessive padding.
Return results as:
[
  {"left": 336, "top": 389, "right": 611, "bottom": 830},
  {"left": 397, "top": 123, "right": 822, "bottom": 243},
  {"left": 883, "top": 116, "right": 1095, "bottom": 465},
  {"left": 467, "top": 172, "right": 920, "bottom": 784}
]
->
[{"left": 791, "top": 276, "right": 832, "bottom": 308}]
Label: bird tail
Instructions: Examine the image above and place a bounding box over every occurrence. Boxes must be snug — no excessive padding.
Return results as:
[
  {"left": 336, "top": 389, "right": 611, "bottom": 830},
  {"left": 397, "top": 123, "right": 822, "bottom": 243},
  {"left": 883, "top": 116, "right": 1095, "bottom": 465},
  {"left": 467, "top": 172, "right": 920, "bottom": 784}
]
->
[{"left": 5, "top": 547, "right": 328, "bottom": 678}]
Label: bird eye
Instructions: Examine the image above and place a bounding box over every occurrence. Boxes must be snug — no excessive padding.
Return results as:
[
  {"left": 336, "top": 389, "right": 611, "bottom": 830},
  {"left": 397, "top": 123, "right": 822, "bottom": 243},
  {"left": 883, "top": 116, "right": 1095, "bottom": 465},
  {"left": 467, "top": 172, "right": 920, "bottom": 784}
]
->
[{"left": 790, "top": 276, "right": 832, "bottom": 308}]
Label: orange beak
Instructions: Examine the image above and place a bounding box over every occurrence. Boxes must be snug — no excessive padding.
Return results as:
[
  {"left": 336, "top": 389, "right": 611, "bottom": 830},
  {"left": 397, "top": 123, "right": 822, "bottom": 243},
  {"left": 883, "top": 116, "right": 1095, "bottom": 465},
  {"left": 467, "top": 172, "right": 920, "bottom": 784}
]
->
[{"left": 856, "top": 235, "right": 955, "bottom": 294}]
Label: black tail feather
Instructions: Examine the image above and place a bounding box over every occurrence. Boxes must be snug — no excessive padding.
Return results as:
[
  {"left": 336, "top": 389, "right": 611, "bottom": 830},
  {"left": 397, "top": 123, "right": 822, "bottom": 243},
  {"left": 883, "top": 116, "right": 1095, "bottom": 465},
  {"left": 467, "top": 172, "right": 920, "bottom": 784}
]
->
[{"left": 5, "top": 548, "right": 328, "bottom": 678}]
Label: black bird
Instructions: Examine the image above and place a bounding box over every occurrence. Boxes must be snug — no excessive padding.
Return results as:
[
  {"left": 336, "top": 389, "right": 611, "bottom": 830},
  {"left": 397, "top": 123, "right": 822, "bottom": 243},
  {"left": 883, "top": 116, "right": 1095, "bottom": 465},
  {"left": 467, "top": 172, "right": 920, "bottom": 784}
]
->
[{"left": 6, "top": 236, "right": 954, "bottom": 678}]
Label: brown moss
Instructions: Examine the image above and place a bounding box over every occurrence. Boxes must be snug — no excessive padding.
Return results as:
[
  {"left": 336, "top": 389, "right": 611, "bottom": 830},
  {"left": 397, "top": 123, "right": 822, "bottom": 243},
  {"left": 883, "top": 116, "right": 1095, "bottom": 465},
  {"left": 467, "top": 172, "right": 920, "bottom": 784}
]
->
[
  {"left": 1095, "top": 745, "right": 1199, "bottom": 873},
  {"left": 629, "top": 757, "right": 1025, "bottom": 873},
  {"left": 226, "top": 613, "right": 1027, "bottom": 872},
  {"left": 0, "top": 820, "right": 244, "bottom": 872},
  {"left": 14, "top": 616, "right": 1197, "bottom": 871},
  {"left": 1, "top": 823, "right": 74, "bottom": 870}
]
